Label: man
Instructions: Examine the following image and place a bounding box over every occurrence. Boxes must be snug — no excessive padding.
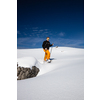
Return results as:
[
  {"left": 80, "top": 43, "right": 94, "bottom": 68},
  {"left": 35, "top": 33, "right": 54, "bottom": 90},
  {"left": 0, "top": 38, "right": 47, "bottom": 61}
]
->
[{"left": 42, "top": 37, "right": 53, "bottom": 62}]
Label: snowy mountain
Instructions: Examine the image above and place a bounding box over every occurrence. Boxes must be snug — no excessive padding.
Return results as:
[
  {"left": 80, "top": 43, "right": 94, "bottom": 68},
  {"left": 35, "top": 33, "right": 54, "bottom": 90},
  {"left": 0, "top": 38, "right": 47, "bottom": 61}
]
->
[{"left": 17, "top": 47, "right": 84, "bottom": 100}]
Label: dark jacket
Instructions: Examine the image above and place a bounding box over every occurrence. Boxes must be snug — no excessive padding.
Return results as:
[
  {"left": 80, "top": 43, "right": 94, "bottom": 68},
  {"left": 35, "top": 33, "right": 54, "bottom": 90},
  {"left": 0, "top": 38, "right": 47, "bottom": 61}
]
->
[{"left": 42, "top": 40, "right": 52, "bottom": 50}]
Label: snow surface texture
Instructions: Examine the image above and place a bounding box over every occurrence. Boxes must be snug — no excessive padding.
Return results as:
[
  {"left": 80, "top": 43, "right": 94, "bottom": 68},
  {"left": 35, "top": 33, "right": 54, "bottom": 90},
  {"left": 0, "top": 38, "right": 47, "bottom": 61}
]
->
[{"left": 17, "top": 47, "right": 84, "bottom": 100}]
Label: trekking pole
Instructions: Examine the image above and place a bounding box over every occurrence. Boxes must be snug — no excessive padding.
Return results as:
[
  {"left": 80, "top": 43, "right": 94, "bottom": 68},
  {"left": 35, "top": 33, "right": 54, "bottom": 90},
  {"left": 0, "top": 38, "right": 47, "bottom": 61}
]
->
[
  {"left": 50, "top": 47, "right": 52, "bottom": 54},
  {"left": 50, "top": 47, "right": 53, "bottom": 55},
  {"left": 50, "top": 44, "right": 54, "bottom": 59}
]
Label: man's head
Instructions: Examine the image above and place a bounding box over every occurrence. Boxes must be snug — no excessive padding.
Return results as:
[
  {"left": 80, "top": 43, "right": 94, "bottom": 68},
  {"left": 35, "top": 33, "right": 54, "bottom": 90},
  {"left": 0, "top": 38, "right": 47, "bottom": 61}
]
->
[{"left": 46, "top": 37, "right": 50, "bottom": 41}]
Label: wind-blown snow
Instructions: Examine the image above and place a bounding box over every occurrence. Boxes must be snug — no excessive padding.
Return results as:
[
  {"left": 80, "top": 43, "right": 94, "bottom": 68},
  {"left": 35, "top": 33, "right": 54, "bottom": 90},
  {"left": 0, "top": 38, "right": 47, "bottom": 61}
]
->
[{"left": 17, "top": 47, "right": 84, "bottom": 100}]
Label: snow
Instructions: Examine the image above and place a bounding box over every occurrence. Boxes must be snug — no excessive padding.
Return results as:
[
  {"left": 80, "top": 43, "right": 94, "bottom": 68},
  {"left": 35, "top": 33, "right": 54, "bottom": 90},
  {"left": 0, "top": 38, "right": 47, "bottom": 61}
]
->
[
  {"left": 17, "top": 47, "right": 84, "bottom": 100},
  {"left": 17, "top": 57, "right": 37, "bottom": 69}
]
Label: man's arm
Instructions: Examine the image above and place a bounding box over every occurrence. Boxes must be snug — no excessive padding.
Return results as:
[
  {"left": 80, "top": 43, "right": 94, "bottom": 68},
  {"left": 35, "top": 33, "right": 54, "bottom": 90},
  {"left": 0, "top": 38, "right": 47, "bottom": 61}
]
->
[
  {"left": 49, "top": 44, "right": 52, "bottom": 47},
  {"left": 49, "top": 42, "right": 54, "bottom": 47}
]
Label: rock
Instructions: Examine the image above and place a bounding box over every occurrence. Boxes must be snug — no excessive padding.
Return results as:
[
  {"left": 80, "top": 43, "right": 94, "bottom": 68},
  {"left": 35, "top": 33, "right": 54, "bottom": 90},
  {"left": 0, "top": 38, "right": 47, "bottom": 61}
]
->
[
  {"left": 18, "top": 71, "right": 23, "bottom": 77},
  {"left": 34, "top": 72, "right": 38, "bottom": 76},
  {"left": 17, "top": 66, "right": 40, "bottom": 80},
  {"left": 17, "top": 63, "right": 18, "bottom": 67},
  {"left": 23, "top": 68, "right": 27, "bottom": 72},
  {"left": 21, "top": 73, "right": 26, "bottom": 79},
  {"left": 17, "top": 76, "right": 21, "bottom": 80},
  {"left": 17, "top": 71, "right": 20, "bottom": 76},
  {"left": 25, "top": 71, "right": 29, "bottom": 77},
  {"left": 31, "top": 74, "right": 35, "bottom": 77},
  {"left": 21, "top": 67, "right": 24, "bottom": 71},
  {"left": 17, "top": 67, "right": 21, "bottom": 72},
  {"left": 32, "top": 66, "right": 35, "bottom": 70}
]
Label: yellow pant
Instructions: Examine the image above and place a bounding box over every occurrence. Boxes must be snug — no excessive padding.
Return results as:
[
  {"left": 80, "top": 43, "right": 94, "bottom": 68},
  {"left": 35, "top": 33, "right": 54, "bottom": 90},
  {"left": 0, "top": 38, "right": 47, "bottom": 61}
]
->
[{"left": 43, "top": 49, "right": 50, "bottom": 61}]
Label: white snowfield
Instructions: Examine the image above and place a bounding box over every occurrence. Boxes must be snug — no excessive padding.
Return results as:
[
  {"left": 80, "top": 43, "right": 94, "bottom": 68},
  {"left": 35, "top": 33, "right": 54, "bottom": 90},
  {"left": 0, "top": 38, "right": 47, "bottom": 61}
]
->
[{"left": 17, "top": 47, "right": 84, "bottom": 100}]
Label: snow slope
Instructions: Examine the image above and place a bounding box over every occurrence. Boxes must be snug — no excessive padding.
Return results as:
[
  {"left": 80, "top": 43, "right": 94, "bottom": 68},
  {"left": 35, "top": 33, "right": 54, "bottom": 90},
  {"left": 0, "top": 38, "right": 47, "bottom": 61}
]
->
[{"left": 17, "top": 47, "right": 84, "bottom": 100}]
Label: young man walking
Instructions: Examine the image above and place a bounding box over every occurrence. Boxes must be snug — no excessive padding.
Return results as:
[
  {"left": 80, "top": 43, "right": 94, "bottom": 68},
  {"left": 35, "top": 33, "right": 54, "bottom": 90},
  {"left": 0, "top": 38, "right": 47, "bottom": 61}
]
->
[{"left": 42, "top": 37, "right": 53, "bottom": 62}]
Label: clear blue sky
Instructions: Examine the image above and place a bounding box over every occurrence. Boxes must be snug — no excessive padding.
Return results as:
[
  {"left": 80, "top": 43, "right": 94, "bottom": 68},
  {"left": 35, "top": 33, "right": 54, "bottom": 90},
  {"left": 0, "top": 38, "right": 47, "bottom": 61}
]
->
[{"left": 17, "top": 0, "right": 84, "bottom": 49}]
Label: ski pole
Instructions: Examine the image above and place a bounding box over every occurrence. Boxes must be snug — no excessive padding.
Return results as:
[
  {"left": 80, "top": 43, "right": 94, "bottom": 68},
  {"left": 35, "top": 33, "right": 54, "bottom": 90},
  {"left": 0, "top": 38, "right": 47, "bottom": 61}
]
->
[
  {"left": 50, "top": 47, "right": 53, "bottom": 55},
  {"left": 50, "top": 43, "right": 54, "bottom": 57}
]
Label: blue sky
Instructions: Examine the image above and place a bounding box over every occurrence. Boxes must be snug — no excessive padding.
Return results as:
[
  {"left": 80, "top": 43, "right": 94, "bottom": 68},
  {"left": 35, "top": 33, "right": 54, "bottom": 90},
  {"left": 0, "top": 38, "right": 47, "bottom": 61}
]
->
[{"left": 17, "top": 0, "right": 84, "bottom": 49}]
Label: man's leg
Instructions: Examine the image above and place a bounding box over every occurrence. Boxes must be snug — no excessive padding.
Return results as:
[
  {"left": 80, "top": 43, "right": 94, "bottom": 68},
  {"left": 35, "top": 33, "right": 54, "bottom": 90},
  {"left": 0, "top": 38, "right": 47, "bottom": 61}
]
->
[
  {"left": 43, "top": 49, "right": 47, "bottom": 61},
  {"left": 46, "top": 50, "right": 50, "bottom": 60}
]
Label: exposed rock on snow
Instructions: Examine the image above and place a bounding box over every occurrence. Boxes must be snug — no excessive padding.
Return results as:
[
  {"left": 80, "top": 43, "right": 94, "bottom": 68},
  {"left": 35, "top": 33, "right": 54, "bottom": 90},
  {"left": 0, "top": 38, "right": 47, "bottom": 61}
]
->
[{"left": 17, "top": 66, "right": 40, "bottom": 80}]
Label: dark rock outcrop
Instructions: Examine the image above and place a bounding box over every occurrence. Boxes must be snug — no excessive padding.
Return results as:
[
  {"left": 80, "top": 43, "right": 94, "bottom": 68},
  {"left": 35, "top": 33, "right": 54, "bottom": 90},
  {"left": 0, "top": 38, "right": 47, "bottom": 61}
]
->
[{"left": 17, "top": 66, "right": 40, "bottom": 80}]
